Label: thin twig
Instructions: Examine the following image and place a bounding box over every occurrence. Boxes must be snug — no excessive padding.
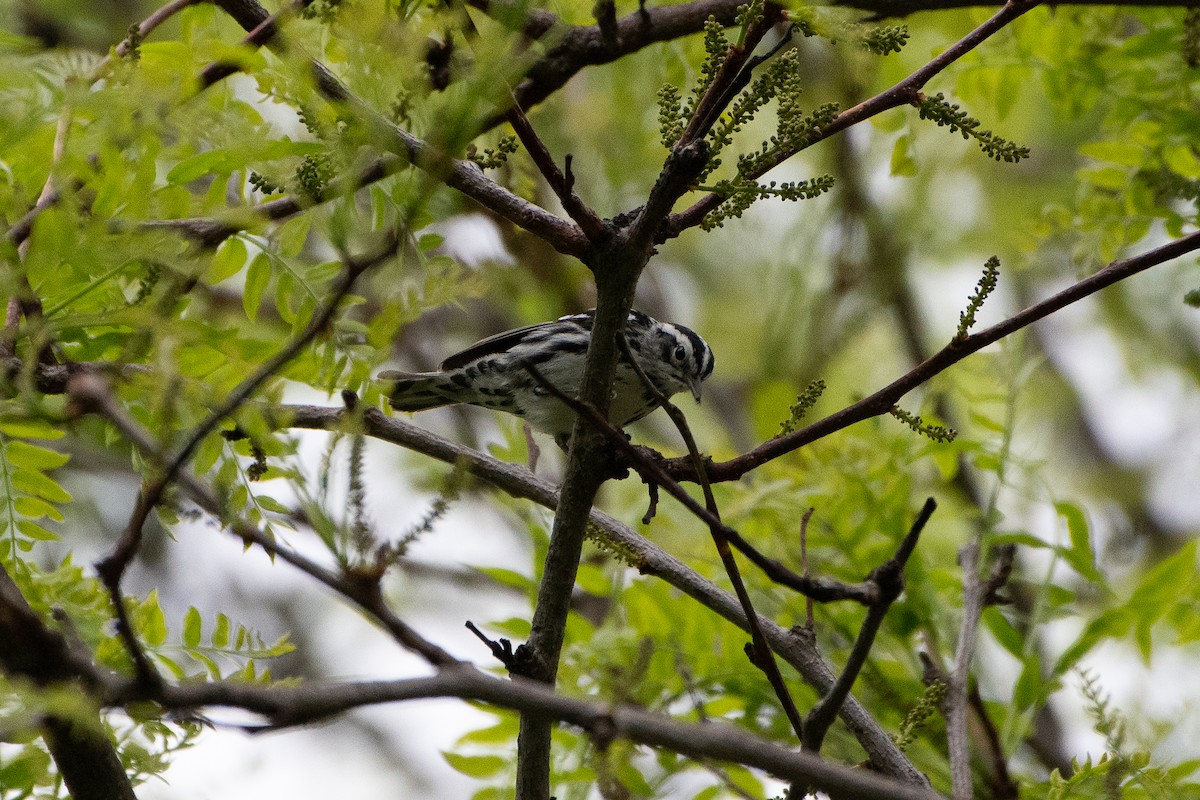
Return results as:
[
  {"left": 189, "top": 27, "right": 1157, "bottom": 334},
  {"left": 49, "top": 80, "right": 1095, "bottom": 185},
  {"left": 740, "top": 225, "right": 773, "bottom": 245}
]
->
[
  {"left": 153, "top": 233, "right": 398, "bottom": 511},
  {"left": 665, "top": 0, "right": 1042, "bottom": 237},
  {"left": 504, "top": 101, "right": 607, "bottom": 238},
  {"left": 68, "top": 371, "right": 460, "bottom": 667},
  {"left": 7, "top": 92, "right": 74, "bottom": 366},
  {"left": 663, "top": 226, "right": 1200, "bottom": 483},
  {"left": 521, "top": 358, "right": 882, "bottom": 603},
  {"left": 801, "top": 507, "right": 815, "bottom": 629},
  {"left": 278, "top": 403, "right": 929, "bottom": 784},
  {"left": 802, "top": 499, "right": 936, "bottom": 753},
  {"left": 197, "top": 0, "right": 314, "bottom": 89},
  {"left": 607, "top": 340, "right": 805, "bottom": 741},
  {"left": 207, "top": 0, "right": 589, "bottom": 257},
  {"left": 86, "top": 234, "right": 412, "bottom": 675},
  {"left": 616, "top": 338, "right": 811, "bottom": 734},
  {"left": 627, "top": 7, "right": 783, "bottom": 248},
  {"left": 948, "top": 540, "right": 1016, "bottom": 800}
]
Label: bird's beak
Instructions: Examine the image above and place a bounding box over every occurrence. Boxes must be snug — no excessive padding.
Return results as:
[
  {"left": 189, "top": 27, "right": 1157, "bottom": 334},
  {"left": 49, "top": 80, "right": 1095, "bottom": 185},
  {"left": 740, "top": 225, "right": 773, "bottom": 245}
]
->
[{"left": 689, "top": 376, "right": 703, "bottom": 403}]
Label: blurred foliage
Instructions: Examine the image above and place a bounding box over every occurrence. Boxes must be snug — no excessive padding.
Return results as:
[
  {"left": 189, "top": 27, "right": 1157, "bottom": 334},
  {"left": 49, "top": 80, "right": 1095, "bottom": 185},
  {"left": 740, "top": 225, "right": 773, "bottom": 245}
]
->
[{"left": 1, "top": 1, "right": 1200, "bottom": 799}]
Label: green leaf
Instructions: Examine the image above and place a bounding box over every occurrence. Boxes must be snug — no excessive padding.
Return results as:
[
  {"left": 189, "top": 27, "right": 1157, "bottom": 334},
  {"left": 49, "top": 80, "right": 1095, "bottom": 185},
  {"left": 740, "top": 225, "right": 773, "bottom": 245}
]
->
[
  {"left": 5, "top": 440, "right": 70, "bottom": 470},
  {"left": 275, "top": 270, "right": 296, "bottom": 324},
  {"left": 983, "top": 606, "right": 1024, "bottom": 659},
  {"left": 194, "top": 650, "right": 221, "bottom": 679},
  {"left": 890, "top": 133, "right": 918, "bottom": 177},
  {"left": 0, "top": 419, "right": 64, "bottom": 439},
  {"left": 13, "top": 495, "right": 65, "bottom": 522},
  {"left": 1011, "top": 653, "right": 1043, "bottom": 711},
  {"left": 243, "top": 251, "right": 270, "bottom": 322},
  {"left": 137, "top": 592, "right": 169, "bottom": 648},
  {"left": 1164, "top": 144, "right": 1200, "bottom": 179},
  {"left": 210, "top": 236, "right": 249, "bottom": 284},
  {"left": 212, "top": 613, "right": 231, "bottom": 649},
  {"left": 167, "top": 149, "right": 242, "bottom": 185},
  {"left": 15, "top": 519, "right": 59, "bottom": 541},
  {"left": 457, "top": 718, "right": 519, "bottom": 745},
  {"left": 155, "top": 652, "right": 186, "bottom": 679},
  {"left": 275, "top": 215, "right": 311, "bottom": 258},
  {"left": 183, "top": 606, "right": 203, "bottom": 648},
  {"left": 1055, "top": 502, "right": 1102, "bottom": 583},
  {"left": 442, "top": 752, "right": 508, "bottom": 778},
  {"left": 1079, "top": 166, "right": 1128, "bottom": 190},
  {"left": 1052, "top": 608, "right": 1133, "bottom": 677},
  {"left": 417, "top": 233, "right": 445, "bottom": 250},
  {"left": 1078, "top": 140, "right": 1144, "bottom": 167},
  {"left": 12, "top": 468, "right": 73, "bottom": 503},
  {"left": 254, "top": 495, "right": 292, "bottom": 514},
  {"left": 476, "top": 567, "right": 532, "bottom": 592},
  {"left": 0, "top": 746, "right": 51, "bottom": 791},
  {"left": 991, "top": 531, "right": 1052, "bottom": 550}
]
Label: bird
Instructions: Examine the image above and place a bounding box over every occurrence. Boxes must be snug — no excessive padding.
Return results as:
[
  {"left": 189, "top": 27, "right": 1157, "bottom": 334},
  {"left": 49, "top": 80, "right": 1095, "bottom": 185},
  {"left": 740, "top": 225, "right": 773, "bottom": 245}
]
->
[{"left": 380, "top": 309, "right": 715, "bottom": 444}]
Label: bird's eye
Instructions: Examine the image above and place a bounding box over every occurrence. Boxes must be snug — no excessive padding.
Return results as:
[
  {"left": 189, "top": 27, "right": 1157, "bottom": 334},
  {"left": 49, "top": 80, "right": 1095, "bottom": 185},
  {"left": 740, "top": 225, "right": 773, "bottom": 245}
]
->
[{"left": 673, "top": 345, "right": 686, "bottom": 361}]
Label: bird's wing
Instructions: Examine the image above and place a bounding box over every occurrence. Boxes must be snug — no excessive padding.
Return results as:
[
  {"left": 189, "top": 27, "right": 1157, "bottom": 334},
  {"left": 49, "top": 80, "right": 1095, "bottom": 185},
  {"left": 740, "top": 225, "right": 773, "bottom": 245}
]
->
[{"left": 439, "top": 313, "right": 594, "bottom": 370}]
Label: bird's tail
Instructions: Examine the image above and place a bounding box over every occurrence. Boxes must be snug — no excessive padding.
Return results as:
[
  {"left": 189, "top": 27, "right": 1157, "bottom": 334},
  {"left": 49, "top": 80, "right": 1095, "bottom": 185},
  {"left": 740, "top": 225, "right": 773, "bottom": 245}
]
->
[{"left": 379, "top": 370, "right": 462, "bottom": 411}]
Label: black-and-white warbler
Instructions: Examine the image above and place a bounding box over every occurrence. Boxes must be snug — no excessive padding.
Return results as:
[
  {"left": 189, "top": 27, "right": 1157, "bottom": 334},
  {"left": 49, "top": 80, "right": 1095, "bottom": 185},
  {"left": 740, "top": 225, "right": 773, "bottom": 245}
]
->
[{"left": 381, "top": 309, "right": 715, "bottom": 440}]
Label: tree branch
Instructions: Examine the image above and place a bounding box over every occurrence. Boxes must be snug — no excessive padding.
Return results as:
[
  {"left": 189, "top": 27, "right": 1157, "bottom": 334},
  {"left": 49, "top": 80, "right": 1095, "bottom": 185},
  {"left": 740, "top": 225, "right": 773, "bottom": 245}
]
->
[
  {"left": 505, "top": 101, "right": 607, "bottom": 240},
  {"left": 67, "top": 375, "right": 460, "bottom": 669},
  {"left": 838, "top": 0, "right": 1196, "bottom": 17},
  {"left": 802, "top": 499, "right": 935, "bottom": 753},
  {"left": 664, "top": 228, "right": 1200, "bottom": 483},
  {"left": 0, "top": 562, "right": 137, "bottom": 800},
  {"left": 948, "top": 541, "right": 1015, "bottom": 800},
  {"left": 86, "top": 233, "right": 400, "bottom": 687},
  {"left": 206, "top": 0, "right": 589, "bottom": 257},
  {"left": 523, "top": 356, "right": 807, "bottom": 742},
  {"left": 665, "top": 0, "right": 1041, "bottom": 237},
  {"left": 276, "top": 403, "right": 931, "bottom": 785},
  {"left": 142, "top": 668, "right": 946, "bottom": 800},
  {"left": 471, "top": 0, "right": 750, "bottom": 126}
]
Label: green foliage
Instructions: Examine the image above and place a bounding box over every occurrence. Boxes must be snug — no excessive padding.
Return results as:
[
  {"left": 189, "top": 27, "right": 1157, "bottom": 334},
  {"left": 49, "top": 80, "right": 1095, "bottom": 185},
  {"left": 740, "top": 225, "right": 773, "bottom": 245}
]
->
[
  {"left": 0, "top": 556, "right": 288, "bottom": 795},
  {"left": 1021, "top": 670, "right": 1200, "bottom": 800},
  {"left": 0, "top": 421, "right": 71, "bottom": 555},
  {"left": 5, "top": 2, "right": 1200, "bottom": 798},
  {"left": 301, "top": 0, "right": 348, "bottom": 23},
  {"left": 892, "top": 680, "right": 946, "bottom": 752}
]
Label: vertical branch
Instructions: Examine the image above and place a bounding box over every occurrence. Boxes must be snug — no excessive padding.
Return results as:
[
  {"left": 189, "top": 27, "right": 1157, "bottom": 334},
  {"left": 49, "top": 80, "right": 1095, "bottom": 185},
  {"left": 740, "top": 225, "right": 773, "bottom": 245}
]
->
[
  {"left": 514, "top": 258, "right": 642, "bottom": 799},
  {"left": 948, "top": 540, "right": 1015, "bottom": 800},
  {"left": 801, "top": 507, "right": 815, "bottom": 628}
]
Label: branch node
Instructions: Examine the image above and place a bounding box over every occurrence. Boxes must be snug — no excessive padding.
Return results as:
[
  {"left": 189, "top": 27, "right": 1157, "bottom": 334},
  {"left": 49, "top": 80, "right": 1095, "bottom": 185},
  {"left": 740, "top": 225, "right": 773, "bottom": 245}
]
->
[{"left": 465, "top": 621, "right": 520, "bottom": 671}]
